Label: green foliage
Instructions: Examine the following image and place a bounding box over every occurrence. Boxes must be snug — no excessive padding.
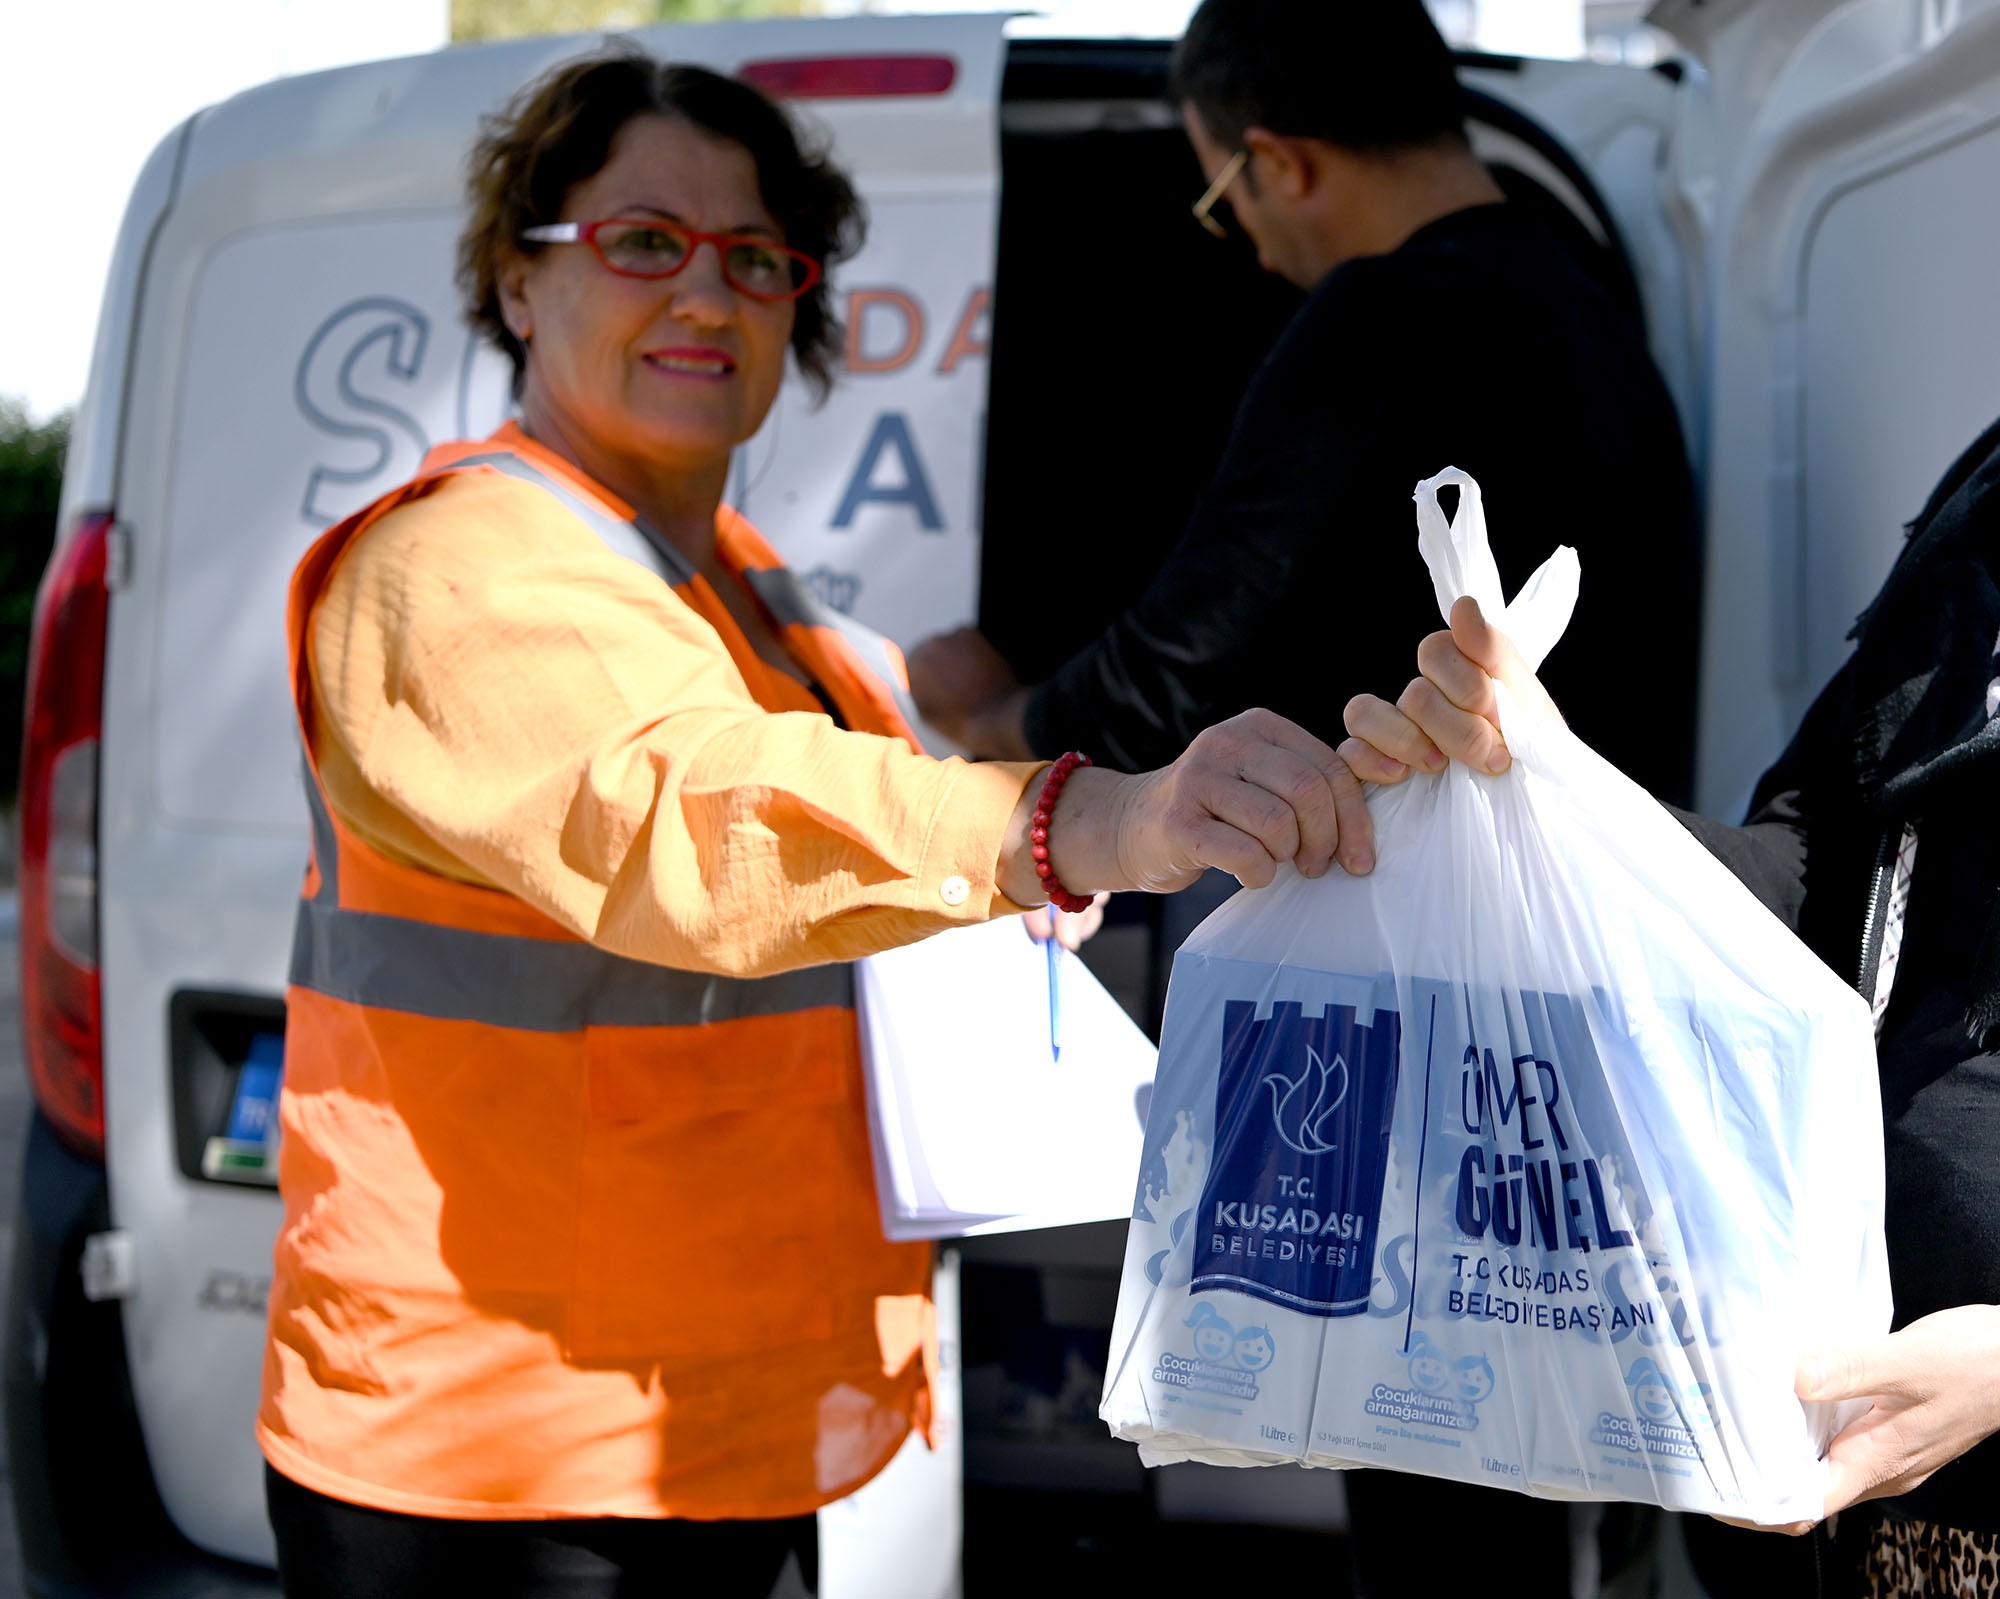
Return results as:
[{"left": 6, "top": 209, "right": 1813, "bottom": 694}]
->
[
  {"left": 0, "top": 400, "right": 69, "bottom": 804},
  {"left": 452, "top": 0, "right": 819, "bottom": 43}
]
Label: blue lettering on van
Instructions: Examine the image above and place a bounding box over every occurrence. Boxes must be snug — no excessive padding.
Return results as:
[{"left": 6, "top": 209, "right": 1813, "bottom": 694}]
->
[
  {"left": 1192, "top": 999, "right": 1400, "bottom": 1317},
  {"left": 831, "top": 411, "right": 943, "bottom": 532},
  {"left": 295, "top": 298, "right": 433, "bottom": 526},
  {"left": 801, "top": 565, "right": 863, "bottom": 614}
]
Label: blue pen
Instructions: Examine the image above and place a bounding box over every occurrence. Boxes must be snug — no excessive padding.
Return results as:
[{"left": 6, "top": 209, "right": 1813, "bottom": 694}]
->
[{"left": 1045, "top": 929, "right": 1064, "bottom": 1063}]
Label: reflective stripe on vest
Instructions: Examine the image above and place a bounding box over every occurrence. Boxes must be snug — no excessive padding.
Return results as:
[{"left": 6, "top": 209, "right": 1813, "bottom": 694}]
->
[
  {"left": 446, "top": 449, "right": 699, "bottom": 588},
  {"left": 292, "top": 784, "right": 848, "bottom": 1029},
  {"left": 737, "top": 563, "right": 929, "bottom": 745}
]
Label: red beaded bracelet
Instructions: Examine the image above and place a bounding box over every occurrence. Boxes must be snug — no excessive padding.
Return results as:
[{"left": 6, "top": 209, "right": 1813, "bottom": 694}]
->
[{"left": 1031, "top": 751, "right": 1095, "bottom": 914}]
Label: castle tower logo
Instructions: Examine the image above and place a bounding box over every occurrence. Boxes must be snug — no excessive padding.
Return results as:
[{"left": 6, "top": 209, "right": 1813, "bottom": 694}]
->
[{"left": 1192, "top": 999, "right": 1401, "bottom": 1317}]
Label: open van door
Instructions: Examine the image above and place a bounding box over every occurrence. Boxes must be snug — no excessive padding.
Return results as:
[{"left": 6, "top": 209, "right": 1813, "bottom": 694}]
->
[
  {"left": 1652, "top": 0, "right": 2000, "bottom": 820},
  {"left": 1457, "top": 48, "right": 1705, "bottom": 456},
  {"left": 1462, "top": 1, "right": 2000, "bottom": 823},
  {"left": 95, "top": 15, "right": 1006, "bottom": 1592}
]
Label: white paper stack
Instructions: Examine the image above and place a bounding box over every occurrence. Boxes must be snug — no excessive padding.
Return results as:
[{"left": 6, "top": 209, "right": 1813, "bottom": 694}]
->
[{"left": 855, "top": 915, "right": 1161, "bottom": 1240}]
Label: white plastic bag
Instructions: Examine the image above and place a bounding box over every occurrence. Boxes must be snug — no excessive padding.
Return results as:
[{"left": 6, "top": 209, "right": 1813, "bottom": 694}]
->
[{"left": 1100, "top": 468, "right": 1891, "bottom": 1524}]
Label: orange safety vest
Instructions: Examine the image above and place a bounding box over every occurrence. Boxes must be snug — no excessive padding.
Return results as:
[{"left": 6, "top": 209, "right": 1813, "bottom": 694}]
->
[{"left": 259, "top": 426, "right": 938, "bottom": 1522}]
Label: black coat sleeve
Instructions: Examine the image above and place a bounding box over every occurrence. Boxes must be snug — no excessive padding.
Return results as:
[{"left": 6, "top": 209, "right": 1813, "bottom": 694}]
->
[
  {"left": 1021, "top": 307, "right": 1424, "bottom": 772},
  {"left": 1667, "top": 653, "right": 1866, "bottom": 944}
]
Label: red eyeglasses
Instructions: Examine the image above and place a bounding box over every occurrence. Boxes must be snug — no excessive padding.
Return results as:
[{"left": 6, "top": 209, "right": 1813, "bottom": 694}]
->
[{"left": 520, "top": 218, "right": 822, "bottom": 302}]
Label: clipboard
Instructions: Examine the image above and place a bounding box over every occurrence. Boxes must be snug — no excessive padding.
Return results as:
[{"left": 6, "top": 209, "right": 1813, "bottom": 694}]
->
[{"left": 855, "top": 915, "right": 1160, "bottom": 1241}]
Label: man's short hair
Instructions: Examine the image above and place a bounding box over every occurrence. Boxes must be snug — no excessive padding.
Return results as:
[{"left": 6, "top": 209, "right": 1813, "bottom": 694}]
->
[{"left": 1170, "top": 0, "right": 1466, "bottom": 155}]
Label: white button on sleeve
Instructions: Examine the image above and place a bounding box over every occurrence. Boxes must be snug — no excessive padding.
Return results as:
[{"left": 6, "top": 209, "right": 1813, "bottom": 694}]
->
[{"left": 939, "top": 874, "right": 971, "bottom": 907}]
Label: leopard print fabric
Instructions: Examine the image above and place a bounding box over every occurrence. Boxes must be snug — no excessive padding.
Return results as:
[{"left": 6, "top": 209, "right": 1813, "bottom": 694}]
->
[{"left": 1842, "top": 1515, "right": 2000, "bottom": 1598}]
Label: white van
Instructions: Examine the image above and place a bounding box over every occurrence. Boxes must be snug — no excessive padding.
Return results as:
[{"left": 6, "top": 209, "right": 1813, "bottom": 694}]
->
[{"left": 11, "top": 4, "right": 2000, "bottom": 1594}]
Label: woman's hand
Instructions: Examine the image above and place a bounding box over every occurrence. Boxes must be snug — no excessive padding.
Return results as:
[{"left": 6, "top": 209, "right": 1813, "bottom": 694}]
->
[
  {"left": 1338, "top": 597, "right": 1563, "bottom": 785},
  {"left": 1112, "top": 710, "right": 1374, "bottom": 891},
  {"left": 1711, "top": 1306, "right": 2000, "bottom": 1538},
  {"left": 997, "top": 709, "right": 1372, "bottom": 905},
  {"left": 1802, "top": 1306, "right": 2000, "bottom": 1520}
]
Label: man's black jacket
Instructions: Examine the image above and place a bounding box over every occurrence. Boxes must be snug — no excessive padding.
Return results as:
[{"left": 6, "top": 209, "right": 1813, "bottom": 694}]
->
[{"left": 1022, "top": 202, "right": 1703, "bottom": 804}]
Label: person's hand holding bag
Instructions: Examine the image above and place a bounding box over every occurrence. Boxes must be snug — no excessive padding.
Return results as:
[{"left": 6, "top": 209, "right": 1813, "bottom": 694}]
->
[
  {"left": 1339, "top": 524, "right": 1999, "bottom": 1543},
  {"left": 1710, "top": 1306, "right": 2000, "bottom": 1536},
  {"left": 1099, "top": 466, "right": 1890, "bottom": 1528},
  {"left": 997, "top": 708, "right": 1375, "bottom": 910},
  {"left": 1794, "top": 1307, "right": 2000, "bottom": 1524},
  {"left": 1339, "top": 594, "right": 1566, "bottom": 785}
]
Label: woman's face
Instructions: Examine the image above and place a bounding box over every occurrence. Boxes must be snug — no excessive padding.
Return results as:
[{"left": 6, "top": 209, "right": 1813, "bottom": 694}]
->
[{"left": 500, "top": 114, "right": 796, "bottom": 478}]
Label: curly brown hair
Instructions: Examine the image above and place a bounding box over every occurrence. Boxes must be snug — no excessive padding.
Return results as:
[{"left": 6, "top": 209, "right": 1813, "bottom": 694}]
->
[{"left": 458, "top": 43, "right": 865, "bottom": 402}]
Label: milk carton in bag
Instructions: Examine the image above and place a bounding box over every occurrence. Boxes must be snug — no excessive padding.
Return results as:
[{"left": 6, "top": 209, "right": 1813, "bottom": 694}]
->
[{"left": 1100, "top": 468, "right": 1892, "bottom": 1524}]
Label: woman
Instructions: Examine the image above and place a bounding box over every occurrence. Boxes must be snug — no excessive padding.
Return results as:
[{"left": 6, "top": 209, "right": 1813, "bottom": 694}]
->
[
  {"left": 258, "top": 45, "right": 1373, "bottom": 1599},
  {"left": 1339, "top": 417, "right": 2000, "bottom": 1597}
]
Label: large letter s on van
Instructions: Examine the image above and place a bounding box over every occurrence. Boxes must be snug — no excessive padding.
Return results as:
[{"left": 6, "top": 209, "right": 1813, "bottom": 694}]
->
[{"left": 296, "top": 298, "right": 433, "bottom": 526}]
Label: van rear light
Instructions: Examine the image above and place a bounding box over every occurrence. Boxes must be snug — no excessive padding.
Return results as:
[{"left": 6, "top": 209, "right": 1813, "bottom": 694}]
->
[
  {"left": 19, "top": 510, "right": 111, "bottom": 1161},
  {"left": 738, "top": 55, "right": 957, "bottom": 99}
]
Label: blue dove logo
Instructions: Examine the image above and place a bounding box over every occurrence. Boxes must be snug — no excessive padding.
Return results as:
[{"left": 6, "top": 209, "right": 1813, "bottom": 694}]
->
[{"left": 1262, "top": 1046, "right": 1348, "bottom": 1156}]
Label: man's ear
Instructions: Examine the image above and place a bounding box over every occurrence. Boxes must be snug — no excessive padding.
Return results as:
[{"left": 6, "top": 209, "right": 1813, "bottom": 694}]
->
[
  {"left": 1242, "top": 126, "right": 1315, "bottom": 200},
  {"left": 496, "top": 247, "right": 535, "bottom": 345}
]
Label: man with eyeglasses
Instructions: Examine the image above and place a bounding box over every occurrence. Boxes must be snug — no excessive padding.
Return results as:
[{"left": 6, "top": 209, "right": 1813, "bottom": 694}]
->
[
  {"left": 911, "top": 3, "right": 1692, "bottom": 1586},
  {"left": 910, "top": 0, "right": 1701, "bottom": 817}
]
